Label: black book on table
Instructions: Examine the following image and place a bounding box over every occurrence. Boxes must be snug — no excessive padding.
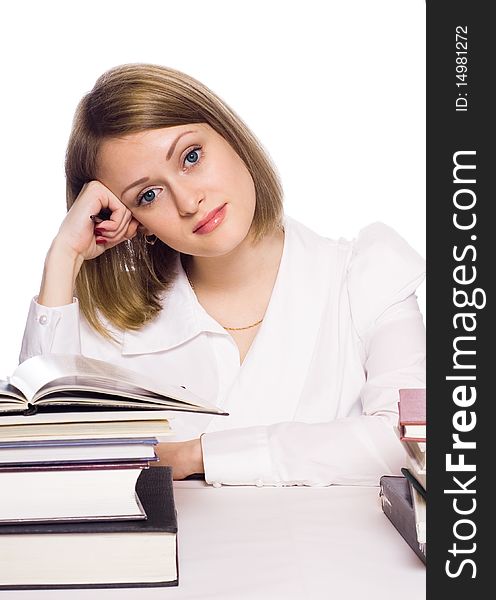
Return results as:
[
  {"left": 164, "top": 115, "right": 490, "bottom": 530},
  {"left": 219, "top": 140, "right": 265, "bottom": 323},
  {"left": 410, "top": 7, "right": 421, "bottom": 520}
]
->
[
  {"left": 0, "top": 466, "right": 178, "bottom": 589},
  {"left": 379, "top": 475, "right": 426, "bottom": 565}
]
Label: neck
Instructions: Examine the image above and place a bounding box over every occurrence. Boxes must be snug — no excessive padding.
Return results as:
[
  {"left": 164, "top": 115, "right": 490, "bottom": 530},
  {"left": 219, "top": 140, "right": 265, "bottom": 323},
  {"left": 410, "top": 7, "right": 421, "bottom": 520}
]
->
[{"left": 184, "top": 225, "right": 285, "bottom": 294}]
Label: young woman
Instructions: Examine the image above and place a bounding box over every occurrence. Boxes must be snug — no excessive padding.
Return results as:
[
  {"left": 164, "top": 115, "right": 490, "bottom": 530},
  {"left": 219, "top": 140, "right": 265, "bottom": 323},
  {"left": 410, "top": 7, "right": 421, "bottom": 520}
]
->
[{"left": 20, "top": 63, "right": 425, "bottom": 486}]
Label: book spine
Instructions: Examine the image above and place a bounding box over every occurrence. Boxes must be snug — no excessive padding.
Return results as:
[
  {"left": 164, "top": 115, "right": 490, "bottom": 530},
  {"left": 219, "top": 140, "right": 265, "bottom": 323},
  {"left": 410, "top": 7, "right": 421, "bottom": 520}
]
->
[
  {"left": 379, "top": 481, "right": 426, "bottom": 564},
  {"left": 0, "top": 462, "right": 149, "bottom": 473},
  {"left": 0, "top": 437, "right": 158, "bottom": 448},
  {"left": 23, "top": 404, "right": 37, "bottom": 416}
]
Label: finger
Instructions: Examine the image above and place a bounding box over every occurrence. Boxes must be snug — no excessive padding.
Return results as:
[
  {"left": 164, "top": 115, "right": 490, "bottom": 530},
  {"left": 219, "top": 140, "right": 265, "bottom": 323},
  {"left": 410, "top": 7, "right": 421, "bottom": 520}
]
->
[
  {"left": 97, "top": 216, "right": 139, "bottom": 248},
  {"left": 104, "top": 211, "right": 134, "bottom": 240},
  {"left": 105, "top": 191, "right": 133, "bottom": 225},
  {"left": 86, "top": 183, "right": 130, "bottom": 229},
  {"left": 125, "top": 218, "right": 141, "bottom": 240},
  {"left": 94, "top": 210, "right": 133, "bottom": 239}
]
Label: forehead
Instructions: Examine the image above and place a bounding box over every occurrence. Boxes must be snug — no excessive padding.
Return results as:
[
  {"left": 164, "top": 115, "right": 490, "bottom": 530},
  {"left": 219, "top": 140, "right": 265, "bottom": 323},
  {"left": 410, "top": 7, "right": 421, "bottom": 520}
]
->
[
  {"left": 96, "top": 123, "right": 212, "bottom": 175},
  {"left": 99, "top": 123, "right": 209, "bottom": 154}
]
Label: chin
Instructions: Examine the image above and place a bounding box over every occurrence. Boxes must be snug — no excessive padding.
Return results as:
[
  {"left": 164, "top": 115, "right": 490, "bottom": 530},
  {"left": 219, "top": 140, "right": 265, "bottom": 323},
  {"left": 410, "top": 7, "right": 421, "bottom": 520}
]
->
[
  {"left": 195, "top": 239, "right": 246, "bottom": 258},
  {"left": 193, "top": 224, "right": 254, "bottom": 258}
]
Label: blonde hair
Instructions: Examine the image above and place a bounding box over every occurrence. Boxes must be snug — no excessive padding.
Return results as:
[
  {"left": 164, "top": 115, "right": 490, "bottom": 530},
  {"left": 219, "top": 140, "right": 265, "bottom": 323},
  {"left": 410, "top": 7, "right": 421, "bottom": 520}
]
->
[{"left": 65, "top": 63, "right": 283, "bottom": 340}]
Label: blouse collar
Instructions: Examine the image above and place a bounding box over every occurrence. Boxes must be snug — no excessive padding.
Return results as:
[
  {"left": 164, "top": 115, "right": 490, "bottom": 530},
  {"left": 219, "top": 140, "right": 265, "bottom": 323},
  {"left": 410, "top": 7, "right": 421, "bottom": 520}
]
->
[
  {"left": 121, "top": 216, "right": 293, "bottom": 356},
  {"left": 121, "top": 256, "right": 227, "bottom": 356}
]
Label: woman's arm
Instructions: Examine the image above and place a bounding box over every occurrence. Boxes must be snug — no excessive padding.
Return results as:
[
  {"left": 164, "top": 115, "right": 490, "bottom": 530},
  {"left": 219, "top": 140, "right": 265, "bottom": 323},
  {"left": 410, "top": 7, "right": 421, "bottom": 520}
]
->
[
  {"left": 37, "top": 239, "right": 84, "bottom": 307},
  {"left": 38, "top": 180, "right": 138, "bottom": 307},
  {"left": 20, "top": 181, "right": 139, "bottom": 363}
]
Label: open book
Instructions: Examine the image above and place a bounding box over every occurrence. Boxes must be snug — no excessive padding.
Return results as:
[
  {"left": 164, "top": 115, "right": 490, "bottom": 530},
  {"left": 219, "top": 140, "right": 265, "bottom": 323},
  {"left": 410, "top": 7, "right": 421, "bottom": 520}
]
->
[{"left": 0, "top": 354, "right": 227, "bottom": 417}]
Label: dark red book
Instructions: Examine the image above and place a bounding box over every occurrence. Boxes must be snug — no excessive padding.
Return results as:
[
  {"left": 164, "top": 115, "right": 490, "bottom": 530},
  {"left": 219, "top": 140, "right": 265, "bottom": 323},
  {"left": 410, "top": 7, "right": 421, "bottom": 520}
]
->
[{"left": 398, "top": 388, "right": 426, "bottom": 441}]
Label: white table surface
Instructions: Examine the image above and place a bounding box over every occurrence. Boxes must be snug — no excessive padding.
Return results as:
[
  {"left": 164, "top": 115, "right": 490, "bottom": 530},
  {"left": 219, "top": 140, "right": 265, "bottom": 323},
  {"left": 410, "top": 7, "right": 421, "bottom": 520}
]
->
[{"left": 1, "top": 481, "right": 425, "bottom": 600}]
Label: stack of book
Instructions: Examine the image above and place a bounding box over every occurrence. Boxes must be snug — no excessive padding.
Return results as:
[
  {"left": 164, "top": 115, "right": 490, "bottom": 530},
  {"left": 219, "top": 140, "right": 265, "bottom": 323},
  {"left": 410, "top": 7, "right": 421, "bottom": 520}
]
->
[
  {"left": 380, "top": 388, "right": 426, "bottom": 565},
  {"left": 0, "top": 353, "right": 227, "bottom": 589}
]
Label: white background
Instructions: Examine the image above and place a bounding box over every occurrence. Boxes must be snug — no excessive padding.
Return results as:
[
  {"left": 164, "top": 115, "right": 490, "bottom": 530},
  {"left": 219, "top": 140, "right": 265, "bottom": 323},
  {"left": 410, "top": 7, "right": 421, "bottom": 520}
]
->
[{"left": 0, "top": 0, "right": 425, "bottom": 376}]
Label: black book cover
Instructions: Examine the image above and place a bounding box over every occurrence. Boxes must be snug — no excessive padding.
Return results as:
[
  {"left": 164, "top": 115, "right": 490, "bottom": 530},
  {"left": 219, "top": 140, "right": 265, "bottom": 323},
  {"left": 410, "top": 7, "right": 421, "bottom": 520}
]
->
[
  {"left": 0, "top": 466, "right": 178, "bottom": 589},
  {"left": 380, "top": 475, "right": 426, "bottom": 565}
]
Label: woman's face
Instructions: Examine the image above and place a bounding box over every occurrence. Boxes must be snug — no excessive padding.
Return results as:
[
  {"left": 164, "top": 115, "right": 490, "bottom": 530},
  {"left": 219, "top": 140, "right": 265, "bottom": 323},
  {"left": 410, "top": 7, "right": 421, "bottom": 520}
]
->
[{"left": 96, "top": 123, "right": 256, "bottom": 257}]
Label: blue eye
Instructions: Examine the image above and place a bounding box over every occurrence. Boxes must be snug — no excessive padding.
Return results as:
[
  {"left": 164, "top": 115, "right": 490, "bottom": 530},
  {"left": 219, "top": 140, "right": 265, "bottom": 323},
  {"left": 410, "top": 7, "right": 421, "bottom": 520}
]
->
[
  {"left": 137, "top": 188, "right": 160, "bottom": 207},
  {"left": 184, "top": 147, "right": 201, "bottom": 166},
  {"left": 143, "top": 190, "right": 156, "bottom": 202}
]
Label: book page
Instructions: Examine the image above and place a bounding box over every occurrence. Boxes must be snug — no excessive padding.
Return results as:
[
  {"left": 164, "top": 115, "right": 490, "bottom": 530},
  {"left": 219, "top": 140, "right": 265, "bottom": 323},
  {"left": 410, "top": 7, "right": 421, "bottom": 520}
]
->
[
  {"left": 0, "top": 419, "right": 171, "bottom": 441},
  {"left": 0, "top": 381, "right": 27, "bottom": 412},
  {"left": 0, "top": 381, "right": 26, "bottom": 403},
  {"left": 9, "top": 355, "right": 223, "bottom": 413}
]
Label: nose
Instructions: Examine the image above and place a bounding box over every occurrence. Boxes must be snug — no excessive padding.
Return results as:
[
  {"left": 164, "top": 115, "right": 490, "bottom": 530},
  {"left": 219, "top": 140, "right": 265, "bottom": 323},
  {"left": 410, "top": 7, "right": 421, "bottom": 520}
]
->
[{"left": 172, "top": 180, "right": 204, "bottom": 217}]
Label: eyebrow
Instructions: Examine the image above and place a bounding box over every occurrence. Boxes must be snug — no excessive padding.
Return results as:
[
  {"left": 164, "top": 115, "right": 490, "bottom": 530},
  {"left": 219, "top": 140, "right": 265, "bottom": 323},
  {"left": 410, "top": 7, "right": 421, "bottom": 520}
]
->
[
  {"left": 121, "top": 176, "right": 149, "bottom": 196},
  {"left": 120, "top": 130, "right": 197, "bottom": 196},
  {"left": 166, "top": 130, "right": 195, "bottom": 160}
]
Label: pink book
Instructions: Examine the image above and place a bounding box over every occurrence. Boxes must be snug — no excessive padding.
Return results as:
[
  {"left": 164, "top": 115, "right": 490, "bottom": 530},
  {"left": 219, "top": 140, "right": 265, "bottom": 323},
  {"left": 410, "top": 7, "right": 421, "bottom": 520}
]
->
[{"left": 398, "top": 388, "right": 426, "bottom": 441}]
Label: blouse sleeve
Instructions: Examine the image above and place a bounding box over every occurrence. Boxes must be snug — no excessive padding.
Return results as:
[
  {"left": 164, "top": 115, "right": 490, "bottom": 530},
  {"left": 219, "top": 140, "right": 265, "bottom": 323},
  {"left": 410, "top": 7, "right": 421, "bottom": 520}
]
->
[
  {"left": 201, "top": 223, "right": 426, "bottom": 486},
  {"left": 18, "top": 297, "right": 82, "bottom": 363}
]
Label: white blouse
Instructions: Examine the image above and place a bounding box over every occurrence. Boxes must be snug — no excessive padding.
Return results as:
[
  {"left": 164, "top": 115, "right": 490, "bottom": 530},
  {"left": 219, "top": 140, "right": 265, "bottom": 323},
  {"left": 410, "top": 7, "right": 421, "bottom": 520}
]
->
[{"left": 20, "top": 217, "right": 426, "bottom": 487}]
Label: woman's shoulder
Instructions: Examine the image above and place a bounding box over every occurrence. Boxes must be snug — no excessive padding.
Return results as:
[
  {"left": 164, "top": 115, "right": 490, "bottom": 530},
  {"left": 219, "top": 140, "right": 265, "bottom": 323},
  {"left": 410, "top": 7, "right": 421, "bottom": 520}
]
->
[
  {"left": 283, "top": 215, "right": 351, "bottom": 257},
  {"left": 346, "top": 221, "right": 425, "bottom": 338},
  {"left": 350, "top": 221, "right": 424, "bottom": 260},
  {"left": 346, "top": 221, "right": 425, "bottom": 285},
  {"left": 284, "top": 216, "right": 425, "bottom": 336},
  {"left": 285, "top": 215, "right": 424, "bottom": 267},
  {"left": 284, "top": 216, "right": 423, "bottom": 257}
]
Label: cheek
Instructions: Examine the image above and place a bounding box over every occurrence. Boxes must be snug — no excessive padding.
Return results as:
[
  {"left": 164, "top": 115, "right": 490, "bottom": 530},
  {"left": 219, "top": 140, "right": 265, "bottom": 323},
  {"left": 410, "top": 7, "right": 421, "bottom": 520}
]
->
[
  {"left": 239, "top": 175, "right": 257, "bottom": 218},
  {"left": 227, "top": 166, "right": 256, "bottom": 213},
  {"left": 208, "top": 152, "right": 253, "bottom": 193},
  {"left": 150, "top": 211, "right": 196, "bottom": 250}
]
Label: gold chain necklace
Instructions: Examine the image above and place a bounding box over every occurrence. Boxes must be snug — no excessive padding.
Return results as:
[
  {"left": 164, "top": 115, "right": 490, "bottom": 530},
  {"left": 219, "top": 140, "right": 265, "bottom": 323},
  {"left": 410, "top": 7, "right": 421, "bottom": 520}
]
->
[{"left": 185, "top": 270, "right": 264, "bottom": 331}]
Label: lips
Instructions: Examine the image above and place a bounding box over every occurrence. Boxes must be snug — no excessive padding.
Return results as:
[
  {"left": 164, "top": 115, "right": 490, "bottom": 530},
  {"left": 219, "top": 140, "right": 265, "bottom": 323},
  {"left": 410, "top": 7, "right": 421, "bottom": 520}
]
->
[{"left": 193, "top": 203, "right": 227, "bottom": 234}]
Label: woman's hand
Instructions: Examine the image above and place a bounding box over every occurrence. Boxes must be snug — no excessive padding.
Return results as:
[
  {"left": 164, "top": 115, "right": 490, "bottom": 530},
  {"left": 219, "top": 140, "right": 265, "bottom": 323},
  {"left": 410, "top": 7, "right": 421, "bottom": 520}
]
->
[
  {"left": 152, "top": 439, "right": 204, "bottom": 480},
  {"left": 55, "top": 180, "right": 140, "bottom": 262},
  {"left": 38, "top": 180, "right": 142, "bottom": 307}
]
